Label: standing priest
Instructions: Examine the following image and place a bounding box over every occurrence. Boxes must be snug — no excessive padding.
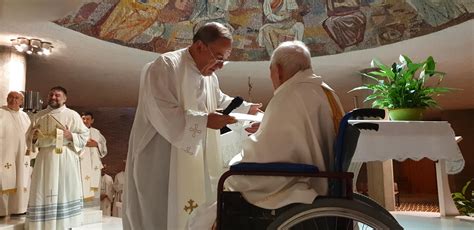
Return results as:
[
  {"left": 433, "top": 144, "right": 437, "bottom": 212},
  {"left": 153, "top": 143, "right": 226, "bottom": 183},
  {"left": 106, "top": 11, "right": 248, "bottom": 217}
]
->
[
  {"left": 123, "top": 22, "right": 262, "bottom": 230},
  {"left": 79, "top": 112, "right": 108, "bottom": 202},
  {"left": 0, "top": 91, "right": 31, "bottom": 217},
  {"left": 26, "top": 86, "right": 89, "bottom": 230}
]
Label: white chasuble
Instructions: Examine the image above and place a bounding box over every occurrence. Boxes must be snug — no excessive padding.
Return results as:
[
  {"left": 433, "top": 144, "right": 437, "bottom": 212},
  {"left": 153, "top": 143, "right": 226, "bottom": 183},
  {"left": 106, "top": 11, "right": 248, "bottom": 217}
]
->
[
  {"left": 170, "top": 69, "right": 221, "bottom": 230},
  {"left": 123, "top": 48, "right": 250, "bottom": 230},
  {"left": 0, "top": 106, "right": 31, "bottom": 215},
  {"left": 26, "top": 105, "right": 89, "bottom": 230},
  {"left": 226, "top": 69, "right": 344, "bottom": 209}
]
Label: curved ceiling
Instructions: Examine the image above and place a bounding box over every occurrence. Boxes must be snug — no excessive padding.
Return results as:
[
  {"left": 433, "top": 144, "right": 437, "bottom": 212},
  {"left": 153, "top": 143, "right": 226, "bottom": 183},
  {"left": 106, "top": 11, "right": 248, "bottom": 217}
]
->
[
  {"left": 55, "top": 0, "right": 474, "bottom": 61},
  {"left": 0, "top": 1, "right": 473, "bottom": 111}
]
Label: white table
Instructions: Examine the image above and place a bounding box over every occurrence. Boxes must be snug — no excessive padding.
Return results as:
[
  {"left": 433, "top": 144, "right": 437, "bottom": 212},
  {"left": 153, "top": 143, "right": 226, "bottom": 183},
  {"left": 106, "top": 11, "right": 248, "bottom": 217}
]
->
[{"left": 348, "top": 120, "right": 464, "bottom": 216}]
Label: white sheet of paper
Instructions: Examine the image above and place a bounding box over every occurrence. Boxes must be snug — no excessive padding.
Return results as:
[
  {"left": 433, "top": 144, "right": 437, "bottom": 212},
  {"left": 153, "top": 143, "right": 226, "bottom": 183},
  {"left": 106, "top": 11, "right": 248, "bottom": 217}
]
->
[{"left": 229, "top": 112, "right": 263, "bottom": 123}]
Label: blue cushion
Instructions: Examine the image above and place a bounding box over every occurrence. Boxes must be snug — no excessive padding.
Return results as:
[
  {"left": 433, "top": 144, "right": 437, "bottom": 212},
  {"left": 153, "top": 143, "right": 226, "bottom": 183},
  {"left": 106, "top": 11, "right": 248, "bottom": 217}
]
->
[{"left": 230, "top": 163, "right": 319, "bottom": 173}]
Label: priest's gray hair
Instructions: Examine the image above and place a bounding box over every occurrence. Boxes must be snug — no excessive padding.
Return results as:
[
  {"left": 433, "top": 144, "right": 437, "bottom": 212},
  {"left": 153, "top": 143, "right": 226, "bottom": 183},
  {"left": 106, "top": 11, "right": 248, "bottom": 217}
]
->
[
  {"left": 193, "top": 22, "right": 233, "bottom": 44},
  {"left": 270, "top": 41, "right": 312, "bottom": 78}
]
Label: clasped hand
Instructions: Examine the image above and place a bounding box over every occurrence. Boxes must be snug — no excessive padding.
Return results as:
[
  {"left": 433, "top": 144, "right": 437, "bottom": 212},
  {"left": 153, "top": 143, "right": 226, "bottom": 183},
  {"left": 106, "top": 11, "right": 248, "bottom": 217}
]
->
[
  {"left": 63, "top": 125, "right": 73, "bottom": 141},
  {"left": 207, "top": 112, "right": 237, "bottom": 129},
  {"left": 86, "top": 139, "right": 98, "bottom": 147},
  {"left": 31, "top": 125, "right": 73, "bottom": 141}
]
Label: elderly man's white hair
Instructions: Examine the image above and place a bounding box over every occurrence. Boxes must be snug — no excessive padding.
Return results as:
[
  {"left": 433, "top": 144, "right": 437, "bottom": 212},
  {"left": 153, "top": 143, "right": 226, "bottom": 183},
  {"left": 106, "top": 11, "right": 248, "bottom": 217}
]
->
[{"left": 270, "top": 41, "right": 312, "bottom": 78}]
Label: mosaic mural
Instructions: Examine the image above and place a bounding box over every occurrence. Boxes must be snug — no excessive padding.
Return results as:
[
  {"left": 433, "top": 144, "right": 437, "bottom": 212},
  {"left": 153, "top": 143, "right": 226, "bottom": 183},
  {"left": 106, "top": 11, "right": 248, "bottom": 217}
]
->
[{"left": 56, "top": 0, "right": 474, "bottom": 61}]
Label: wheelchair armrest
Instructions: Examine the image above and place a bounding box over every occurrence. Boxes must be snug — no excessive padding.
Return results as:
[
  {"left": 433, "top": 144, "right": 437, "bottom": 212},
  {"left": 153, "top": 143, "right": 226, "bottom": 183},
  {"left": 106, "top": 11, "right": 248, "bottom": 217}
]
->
[{"left": 230, "top": 163, "right": 319, "bottom": 174}]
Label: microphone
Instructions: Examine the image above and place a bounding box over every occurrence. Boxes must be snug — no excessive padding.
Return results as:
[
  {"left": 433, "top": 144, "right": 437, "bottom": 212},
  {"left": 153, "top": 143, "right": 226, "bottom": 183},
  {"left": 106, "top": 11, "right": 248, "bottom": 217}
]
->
[
  {"left": 222, "top": 96, "right": 243, "bottom": 115},
  {"left": 220, "top": 96, "right": 244, "bottom": 134}
]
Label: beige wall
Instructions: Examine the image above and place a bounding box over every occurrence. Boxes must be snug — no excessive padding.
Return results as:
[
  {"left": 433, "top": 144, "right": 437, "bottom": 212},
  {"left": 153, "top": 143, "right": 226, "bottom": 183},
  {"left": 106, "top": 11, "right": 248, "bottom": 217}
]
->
[{"left": 70, "top": 106, "right": 135, "bottom": 177}]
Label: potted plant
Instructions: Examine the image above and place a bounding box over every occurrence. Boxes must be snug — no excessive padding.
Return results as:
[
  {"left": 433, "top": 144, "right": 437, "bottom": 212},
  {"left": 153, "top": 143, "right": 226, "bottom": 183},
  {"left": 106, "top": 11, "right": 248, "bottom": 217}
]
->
[
  {"left": 350, "top": 55, "right": 452, "bottom": 120},
  {"left": 452, "top": 179, "right": 474, "bottom": 217}
]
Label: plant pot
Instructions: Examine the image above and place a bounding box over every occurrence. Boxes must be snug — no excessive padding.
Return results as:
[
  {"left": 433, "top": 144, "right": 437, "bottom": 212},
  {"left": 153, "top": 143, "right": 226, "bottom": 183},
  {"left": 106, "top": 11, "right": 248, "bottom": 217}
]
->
[{"left": 388, "top": 108, "right": 424, "bottom": 121}]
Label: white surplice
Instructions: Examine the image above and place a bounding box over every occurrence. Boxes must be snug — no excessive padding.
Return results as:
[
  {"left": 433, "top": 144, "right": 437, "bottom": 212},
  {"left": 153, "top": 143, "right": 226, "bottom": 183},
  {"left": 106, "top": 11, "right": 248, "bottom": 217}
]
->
[
  {"left": 26, "top": 105, "right": 89, "bottom": 230},
  {"left": 0, "top": 106, "right": 31, "bottom": 216},
  {"left": 100, "top": 174, "right": 114, "bottom": 216},
  {"left": 123, "top": 48, "right": 250, "bottom": 230},
  {"left": 188, "top": 69, "right": 344, "bottom": 229},
  {"left": 79, "top": 127, "right": 107, "bottom": 200},
  {"left": 112, "top": 171, "right": 124, "bottom": 217}
]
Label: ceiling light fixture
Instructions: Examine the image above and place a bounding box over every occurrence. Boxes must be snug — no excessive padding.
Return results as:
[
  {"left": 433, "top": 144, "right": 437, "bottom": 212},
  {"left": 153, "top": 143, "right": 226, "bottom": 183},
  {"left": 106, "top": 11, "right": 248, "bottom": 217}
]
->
[{"left": 11, "top": 37, "right": 53, "bottom": 56}]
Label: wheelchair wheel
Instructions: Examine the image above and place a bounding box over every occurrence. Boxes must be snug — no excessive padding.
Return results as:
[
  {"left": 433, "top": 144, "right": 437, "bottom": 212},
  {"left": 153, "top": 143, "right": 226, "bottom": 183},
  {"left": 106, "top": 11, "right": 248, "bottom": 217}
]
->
[
  {"left": 267, "top": 198, "right": 403, "bottom": 230},
  {"left": 353, "top": 192, "right": 398, "bottom": 223}
]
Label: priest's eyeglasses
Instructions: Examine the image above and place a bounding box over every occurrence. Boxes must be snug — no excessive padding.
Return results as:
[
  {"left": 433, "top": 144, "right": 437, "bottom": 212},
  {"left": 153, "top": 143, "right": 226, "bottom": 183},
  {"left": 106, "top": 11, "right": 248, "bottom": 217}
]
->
[{"left": 205, "top": 44, "right": 228, "bottom": 66}]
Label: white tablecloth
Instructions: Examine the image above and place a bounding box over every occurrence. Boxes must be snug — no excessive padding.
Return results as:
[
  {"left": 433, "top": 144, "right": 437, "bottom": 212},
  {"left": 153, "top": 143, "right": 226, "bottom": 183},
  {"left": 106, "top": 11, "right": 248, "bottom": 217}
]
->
[{"left": 349, "top": 120, "right": 464, "bottom": 174}]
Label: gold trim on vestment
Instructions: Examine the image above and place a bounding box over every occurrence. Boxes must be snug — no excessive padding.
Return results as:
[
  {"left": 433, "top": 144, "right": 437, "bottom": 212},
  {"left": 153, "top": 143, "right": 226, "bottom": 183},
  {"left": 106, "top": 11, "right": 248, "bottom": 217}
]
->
[
  {"left": 322, "top": 86, "right": 344, "bottom": 134},
  {"left": 1, "top": 188, "right": 17, "bottom": 194}
]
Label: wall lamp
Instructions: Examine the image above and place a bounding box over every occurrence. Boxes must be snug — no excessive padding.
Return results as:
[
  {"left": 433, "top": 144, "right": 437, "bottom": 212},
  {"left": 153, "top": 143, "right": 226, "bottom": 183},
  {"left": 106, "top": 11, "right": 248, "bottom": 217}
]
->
[{"left": 11, "top": 37, "right": 53, "bottom": 56}]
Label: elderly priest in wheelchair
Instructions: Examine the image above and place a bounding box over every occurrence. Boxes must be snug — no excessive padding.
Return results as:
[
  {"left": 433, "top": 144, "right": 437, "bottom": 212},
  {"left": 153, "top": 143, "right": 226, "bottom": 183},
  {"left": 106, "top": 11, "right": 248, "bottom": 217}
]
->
[
  {"left": 188, "top": 40, "right": 403, "bottom": 230},
  {"left": 188, "top": 40, "right": 345, "bottom": 229}
]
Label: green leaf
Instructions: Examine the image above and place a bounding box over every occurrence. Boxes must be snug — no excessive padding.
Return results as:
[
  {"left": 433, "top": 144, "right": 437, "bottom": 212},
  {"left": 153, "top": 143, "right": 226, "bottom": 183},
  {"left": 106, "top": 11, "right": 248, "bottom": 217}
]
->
[
  {"left": 425, "top": 56, "right": 436, "bottom": 75},
  {"left": 348, "top": 86, "right": 370, "bottom": 93},
  {"left": 372, "top": 59, "right": 395, "bottom": 78},
  {"left": 462, "top": 180, "right": 472, "bottom": 195},
  {"left": 359, "top": 72, "right": 381, "bottom": 82}
]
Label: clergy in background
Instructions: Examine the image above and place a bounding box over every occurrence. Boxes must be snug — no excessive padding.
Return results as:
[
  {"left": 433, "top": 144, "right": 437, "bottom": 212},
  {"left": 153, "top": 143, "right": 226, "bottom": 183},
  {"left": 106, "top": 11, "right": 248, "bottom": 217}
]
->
[
  {"left": 187, "top": 41, "right": 344, "bottom": 229},
  {"left": 79, "top": 112, "right": 108, "bottom": 202},
  {"left": 113, "top": 160, "right": 125, "bottom": 217},
  {"left": 26, "top": 86, "right": 89, "bottom": 230},
  {"left": 0, "top": 91, "right": 31, "bottom": 217},
  {"left": 100, "top": 164, "right": 114, "bottom": 216},
  {"left": 123, "top": 22, "right": 262, "bottom": 230}
]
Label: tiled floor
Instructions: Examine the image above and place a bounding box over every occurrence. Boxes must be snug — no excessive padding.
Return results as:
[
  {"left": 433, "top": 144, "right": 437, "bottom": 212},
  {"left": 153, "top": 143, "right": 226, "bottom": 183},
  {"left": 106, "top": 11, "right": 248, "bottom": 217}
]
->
[
  {"left": 72, "top": 216, "right": 123, "bottom": 230},
  {"left": 78, "top": 213, "right": 474, "bottom": 230},
  {"left": 2, "top": 213, "right": 473, "bottom": 229},
  {"left": 392, "top": 212, "right": 474, "bottom": 229}
]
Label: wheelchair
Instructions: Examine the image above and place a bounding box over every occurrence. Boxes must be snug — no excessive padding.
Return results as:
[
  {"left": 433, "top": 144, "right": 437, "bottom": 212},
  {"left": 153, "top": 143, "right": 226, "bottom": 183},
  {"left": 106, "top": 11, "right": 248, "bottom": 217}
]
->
[{"left": 215, "top": 108, "right": 404, "bottom": 229}]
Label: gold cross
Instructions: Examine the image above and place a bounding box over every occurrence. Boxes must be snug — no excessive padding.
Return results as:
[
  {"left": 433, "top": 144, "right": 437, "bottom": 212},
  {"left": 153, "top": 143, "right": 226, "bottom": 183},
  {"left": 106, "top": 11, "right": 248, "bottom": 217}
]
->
[
  {"left": 184, "top": 199, "right": 198, "bottom": 214},
  {"left": 94, "top": 166, "right": 99, "bottom": 170},
  {"left": 189, "top": 124, "right": 202, "bottom": 138},
  {"left": 85, "top": 175, "right": 90, "bottom": 181},
  {"left": 4, "top": 163, "right": 12, "bottom": 169}
]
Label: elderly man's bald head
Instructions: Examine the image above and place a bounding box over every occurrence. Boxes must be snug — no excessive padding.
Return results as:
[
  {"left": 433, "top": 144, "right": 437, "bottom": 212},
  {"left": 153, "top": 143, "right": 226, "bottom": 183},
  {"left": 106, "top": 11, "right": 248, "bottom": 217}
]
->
[
  {"left": 269, "top": 41, "right": 312, "bottom": 89},
  {"left": 271, "top": 41, "right": 312, "bottom": 77},
  {"left": 7, "top": 91, "right": 24, "bottom": 111}
]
